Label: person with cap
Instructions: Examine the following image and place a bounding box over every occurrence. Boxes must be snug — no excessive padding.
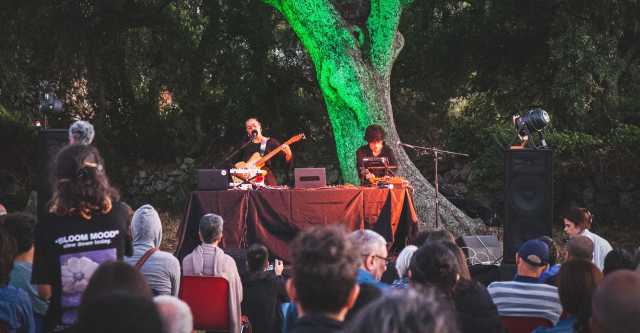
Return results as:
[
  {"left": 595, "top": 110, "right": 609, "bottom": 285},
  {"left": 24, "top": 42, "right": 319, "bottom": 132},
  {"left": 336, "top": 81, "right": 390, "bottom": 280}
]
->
[{"left": 487, "top": 239, "right": 562, "bottom": 324}]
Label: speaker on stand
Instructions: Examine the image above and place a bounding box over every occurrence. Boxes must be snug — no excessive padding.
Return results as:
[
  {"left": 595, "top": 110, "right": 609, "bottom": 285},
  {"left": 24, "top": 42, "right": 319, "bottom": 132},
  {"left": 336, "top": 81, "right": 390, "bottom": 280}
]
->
[
  {"left": 502, "top": 149, "right": 553, "bottom": 276},
  {"left": 36, "top": 129, "right": 68, "bottom": 222}
]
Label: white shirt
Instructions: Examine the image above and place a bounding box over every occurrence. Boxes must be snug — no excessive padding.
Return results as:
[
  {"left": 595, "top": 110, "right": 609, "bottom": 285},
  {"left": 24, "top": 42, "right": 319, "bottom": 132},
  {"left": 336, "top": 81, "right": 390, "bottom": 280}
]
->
[{"left": 581, "top": 229, "right": 612, "bottom": 271}]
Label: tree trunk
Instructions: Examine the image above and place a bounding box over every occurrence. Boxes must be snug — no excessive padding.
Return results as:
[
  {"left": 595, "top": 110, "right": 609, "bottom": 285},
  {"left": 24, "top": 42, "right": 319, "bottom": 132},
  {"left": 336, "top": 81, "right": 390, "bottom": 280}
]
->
[{"left": 263, "top": 0, "right": 480, "bottom": 234}]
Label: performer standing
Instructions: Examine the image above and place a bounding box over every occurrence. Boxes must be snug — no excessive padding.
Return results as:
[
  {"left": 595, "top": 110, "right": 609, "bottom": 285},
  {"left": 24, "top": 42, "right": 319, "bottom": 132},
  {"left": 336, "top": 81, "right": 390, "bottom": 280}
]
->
[
  {"left": 237, "top": 118, "right": 292, "bottom": 185},
  {"left": 356, "top": 124, "right": 398, "bottom": 185}
]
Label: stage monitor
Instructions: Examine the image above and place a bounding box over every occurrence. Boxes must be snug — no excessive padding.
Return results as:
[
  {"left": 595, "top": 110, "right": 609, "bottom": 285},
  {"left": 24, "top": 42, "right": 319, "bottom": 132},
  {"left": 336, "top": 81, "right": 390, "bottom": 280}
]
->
[
  {"left": 197, "top": 169, "right": 230, "bottom": 191},
  {"left": 294, "top": 168, "right": 326, "bottom": 189}
]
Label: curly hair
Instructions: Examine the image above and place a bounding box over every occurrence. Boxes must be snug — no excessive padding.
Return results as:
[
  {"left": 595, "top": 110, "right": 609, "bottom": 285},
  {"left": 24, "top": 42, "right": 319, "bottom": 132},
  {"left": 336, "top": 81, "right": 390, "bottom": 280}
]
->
[
  {"left": 290, "top": 226, "right": 360, "bottom": 314},
  {"left": 48, "top": 144, "right": 119, "bottom": 220},
  {"left": 364, "top": 124, "right": 385, "bottom": 143}
]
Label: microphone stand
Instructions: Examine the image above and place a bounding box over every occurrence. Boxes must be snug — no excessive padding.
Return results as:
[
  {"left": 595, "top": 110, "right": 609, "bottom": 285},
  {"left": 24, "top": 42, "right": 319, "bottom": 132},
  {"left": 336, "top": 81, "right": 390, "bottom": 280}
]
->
[
  {"left": 398, "top": 142, "right": 469, "bottom": 228},
  {"left": 214, "top": 135, "right": 256, "bottom": 169}
]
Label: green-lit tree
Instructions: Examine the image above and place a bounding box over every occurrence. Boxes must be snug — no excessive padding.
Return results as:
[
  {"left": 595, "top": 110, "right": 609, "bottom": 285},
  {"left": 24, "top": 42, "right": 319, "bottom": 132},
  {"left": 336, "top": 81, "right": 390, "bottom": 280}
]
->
[{"left": 262, "top": 0, "right": 477, "bottom": 232}]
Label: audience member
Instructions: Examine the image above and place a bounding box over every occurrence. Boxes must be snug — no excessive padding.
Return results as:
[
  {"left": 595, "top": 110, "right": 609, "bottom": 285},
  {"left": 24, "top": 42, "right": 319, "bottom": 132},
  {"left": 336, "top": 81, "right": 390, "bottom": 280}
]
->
[
  {"left": 409, "top": 229, "right": 430, "bottom": 246},
  {"left": 533, "top": 260, "right": 602, "bottom": 333},
  {"left": 348, "top": 230, "right": 388, "bottom": 289},
  {"left": 4, "top": 213, "right": 48, "bottom": 331},
  {"left": 391, "top": 245, "right": 417, "bottom": 289},
  {"left": 538, "top": 236, "right": 561, "bottom": 283},
  {"left": 602, "top": 248, "right": 635, "bottom": 275},
  {"left": 0, "top": 203, "right": 6, "bottom": 216},
  {"left": 427, "top": 228, "right": 456, "bottom": 243},
  {"left": 345, "top": 286, "right": 460, "bottom": 333},
  {"left": 344, "top": 283, "right": 382, "bottom": 322},
  {"left": 562, "top": 207, "right": 612, "bottom": 271},
  {"left": 566, "top": 235, "right": 594, "bottom": 262},
  {"left": 31, "top": 144, "right": 131, "bottom": 331},
  {"left": 68, "top": 120, "right": 95, "bottom": 146},
  {"left": 124, "top": 204, "right": 180, "bottom": 296},
  {"left": 182, "top": 213, "right": 242, "bottom": 333},
  {"left": 288, "top": 226, "right": 360, "bottom": 333},
  {"left": 242, "top": 244, "right": 287, "bottom": 333},
  {"left": 81, "top": 261, "right": 153, "bottom": 306},
  {"left": 75, "top": 291, "right": 163, "bottom": 333},
  {"left": 410, "top": 241, "right": 502, "bottom": 333},
  {"left": 154, "top": 295, "right": 193, "bottom": 333},
  {"left": 0, "top": 225, "right": 35, "bottom": 333},
  {"left": 487, "top": 239, "right": 562, "bottom": 324},
  {"left": 441, "top": 240, "right": 472, "bottom": 280},
  {"left": 591, "top": 270, "right": 640, "bottom": 333}
]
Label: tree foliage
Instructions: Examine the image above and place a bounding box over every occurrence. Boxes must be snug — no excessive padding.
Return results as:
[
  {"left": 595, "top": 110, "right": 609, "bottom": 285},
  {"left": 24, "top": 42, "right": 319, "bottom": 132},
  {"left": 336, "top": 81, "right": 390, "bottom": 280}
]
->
[{"left": 1, "top": 0, "right": 639, "bottom": 222}]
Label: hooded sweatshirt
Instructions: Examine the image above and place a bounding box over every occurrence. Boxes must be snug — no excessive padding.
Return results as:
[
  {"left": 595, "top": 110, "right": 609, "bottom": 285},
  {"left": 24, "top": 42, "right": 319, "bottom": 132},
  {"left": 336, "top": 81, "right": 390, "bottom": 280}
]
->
[{"left": 124, "top": 205, "right": 181, "bottom": 296}]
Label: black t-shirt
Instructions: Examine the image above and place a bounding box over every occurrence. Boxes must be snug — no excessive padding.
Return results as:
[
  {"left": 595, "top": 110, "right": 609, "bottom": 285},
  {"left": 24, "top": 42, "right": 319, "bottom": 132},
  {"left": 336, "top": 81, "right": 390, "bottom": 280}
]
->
[
  {"left": 355, "top": 144, "right": 398, "bottom": 184},
  {"left": 31, "top": 201, "right": 131, "bottom": 331},
  {"left": 239, "top": 137, "right": 290, "bottom": 185}
]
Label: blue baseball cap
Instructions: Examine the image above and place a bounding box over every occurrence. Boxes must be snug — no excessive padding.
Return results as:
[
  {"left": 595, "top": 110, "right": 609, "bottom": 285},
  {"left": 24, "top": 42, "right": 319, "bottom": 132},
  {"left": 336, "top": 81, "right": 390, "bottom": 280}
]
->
[{"left": 518, "top": 239, "right": 550, "bottom": 267}]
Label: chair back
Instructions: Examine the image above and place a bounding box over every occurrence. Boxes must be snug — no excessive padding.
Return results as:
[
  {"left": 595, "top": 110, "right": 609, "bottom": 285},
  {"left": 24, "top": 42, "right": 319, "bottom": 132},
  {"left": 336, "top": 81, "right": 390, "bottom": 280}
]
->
[
  {"left": 179, "top": 276, "right": 231, "bottom": 331},
  {"left": 500, "top": 316, "right": 553, "bottom": 333}
]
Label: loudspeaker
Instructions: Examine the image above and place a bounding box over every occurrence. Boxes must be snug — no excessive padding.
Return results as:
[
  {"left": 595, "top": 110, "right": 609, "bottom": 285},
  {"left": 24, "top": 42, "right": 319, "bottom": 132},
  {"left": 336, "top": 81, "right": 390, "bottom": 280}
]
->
[
  {"left": 37, "top": 129, "right": 68, "bottom": 222},
  {"left": 503, "top": 149, "right": 553, "bottom": 265}
]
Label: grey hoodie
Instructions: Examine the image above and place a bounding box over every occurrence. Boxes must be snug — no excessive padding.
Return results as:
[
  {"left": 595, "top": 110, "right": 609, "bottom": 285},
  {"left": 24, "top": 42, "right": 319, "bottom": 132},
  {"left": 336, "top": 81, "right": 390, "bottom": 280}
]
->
[{"left": 124, "top": 204, "right": 181, "bottom": 296}]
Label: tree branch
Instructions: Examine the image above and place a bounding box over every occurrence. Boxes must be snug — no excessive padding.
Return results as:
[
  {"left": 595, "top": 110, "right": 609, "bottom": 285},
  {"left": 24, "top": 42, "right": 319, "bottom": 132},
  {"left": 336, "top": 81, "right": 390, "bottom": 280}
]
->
[
  {"left": 262, "top": 0, "right": 357, "bottom": 67},
  {"left": 366, "top": 0, "right": 412, "bottom": 73}
]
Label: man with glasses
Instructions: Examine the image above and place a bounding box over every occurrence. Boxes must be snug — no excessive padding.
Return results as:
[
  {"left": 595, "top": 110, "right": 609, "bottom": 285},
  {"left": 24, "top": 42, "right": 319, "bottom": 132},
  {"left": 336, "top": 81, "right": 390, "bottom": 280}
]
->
[{"left": 348, "top": 230, "right": 389, "bottom": 289}]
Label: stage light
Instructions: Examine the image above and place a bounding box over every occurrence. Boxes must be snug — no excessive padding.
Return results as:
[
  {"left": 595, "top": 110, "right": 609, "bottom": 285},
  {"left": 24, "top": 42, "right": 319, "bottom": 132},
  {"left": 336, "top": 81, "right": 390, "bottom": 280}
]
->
[{"left": 513, "top": 108, "right": 550, "bottom": 149}]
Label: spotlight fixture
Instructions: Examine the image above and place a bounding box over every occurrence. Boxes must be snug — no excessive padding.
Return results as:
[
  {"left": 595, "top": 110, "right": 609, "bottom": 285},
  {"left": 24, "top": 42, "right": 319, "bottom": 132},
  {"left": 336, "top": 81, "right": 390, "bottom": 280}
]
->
[{"left": 512, "top": 108, "right": 550, "bottom": 149}]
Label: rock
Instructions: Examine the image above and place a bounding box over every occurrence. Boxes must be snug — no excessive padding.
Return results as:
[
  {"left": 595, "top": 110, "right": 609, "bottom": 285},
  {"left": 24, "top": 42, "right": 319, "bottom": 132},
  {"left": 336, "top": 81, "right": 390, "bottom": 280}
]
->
[
  {"left": 168, "top": 170, "right": 183, "bottom": 177},
  {"left": 183, "top": 157, "right": 195, "bottom": 165},
  {"left": 138, "top": 170, "right": 147, "bottom": 178}
]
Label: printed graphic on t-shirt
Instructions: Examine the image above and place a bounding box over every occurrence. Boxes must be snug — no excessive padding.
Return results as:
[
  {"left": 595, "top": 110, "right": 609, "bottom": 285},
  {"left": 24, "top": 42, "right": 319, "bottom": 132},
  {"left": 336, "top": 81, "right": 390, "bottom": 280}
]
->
[{"left": 59, "top": 248, "right": 117, "bottom": 325}]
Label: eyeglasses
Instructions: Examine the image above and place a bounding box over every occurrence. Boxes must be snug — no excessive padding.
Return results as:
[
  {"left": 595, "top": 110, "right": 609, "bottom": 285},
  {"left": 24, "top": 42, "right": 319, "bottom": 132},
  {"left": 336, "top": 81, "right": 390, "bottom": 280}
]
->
[{"left": 363, "top": 254, "right": 391, "bottom": 265}]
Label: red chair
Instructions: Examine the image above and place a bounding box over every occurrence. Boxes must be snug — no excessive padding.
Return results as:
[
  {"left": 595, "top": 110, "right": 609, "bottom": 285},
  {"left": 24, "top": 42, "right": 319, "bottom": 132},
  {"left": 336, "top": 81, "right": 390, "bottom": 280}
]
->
[
  {"left": 179, "top": 276, "right": 231, "bottom": 332},
  {"left": 500, "top": 316, "right": 553, "bottom": 333}
]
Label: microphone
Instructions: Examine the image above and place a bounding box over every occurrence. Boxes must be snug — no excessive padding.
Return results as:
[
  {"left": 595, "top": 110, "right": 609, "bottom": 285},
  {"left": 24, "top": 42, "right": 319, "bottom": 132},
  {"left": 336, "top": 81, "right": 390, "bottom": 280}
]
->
[{"left": 250, "top": 129, "right": 258, "bottom": 139}]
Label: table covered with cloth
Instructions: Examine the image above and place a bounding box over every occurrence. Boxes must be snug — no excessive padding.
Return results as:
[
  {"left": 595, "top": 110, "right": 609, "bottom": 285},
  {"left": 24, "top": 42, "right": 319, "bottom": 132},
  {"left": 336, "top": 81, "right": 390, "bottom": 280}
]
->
[{"left": 175, "top": 186, "right": 419, "bottom": 262}]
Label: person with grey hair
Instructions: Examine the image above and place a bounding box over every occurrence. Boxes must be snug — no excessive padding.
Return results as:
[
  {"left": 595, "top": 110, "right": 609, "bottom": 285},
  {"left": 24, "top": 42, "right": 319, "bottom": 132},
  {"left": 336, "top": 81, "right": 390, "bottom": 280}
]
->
[
  {"left": 391, "top": 245, "right": 417, "bottom": 289},
  {"left": 567, "top": 235, "right": 594, "bottom": 262},
  {"left": 68, "top": 120, "right": 95, "bottom": 145},
  {"left": 124, "top": 205, "right": 181, "bottom": 296},
  {"left": 154, "top": 295, "right": 193, "bottom": 333},
  {"left": 182, "top": 213, "right": 242, "bottom": 333},
  {"left": 348, "top": 229, "right": 388, "bottom": 289}
]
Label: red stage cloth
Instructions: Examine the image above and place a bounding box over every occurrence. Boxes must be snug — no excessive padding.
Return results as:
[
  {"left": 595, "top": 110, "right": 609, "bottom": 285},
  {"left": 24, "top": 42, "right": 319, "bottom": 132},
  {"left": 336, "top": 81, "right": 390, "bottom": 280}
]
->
[{"left": 175, "top": 186, "right": 418, "bottom": 262}]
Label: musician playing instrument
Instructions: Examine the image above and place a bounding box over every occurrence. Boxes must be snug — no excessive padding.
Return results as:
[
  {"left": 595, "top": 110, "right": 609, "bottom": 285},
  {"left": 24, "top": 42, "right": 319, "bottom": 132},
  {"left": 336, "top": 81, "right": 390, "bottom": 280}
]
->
[
  {"left": 237, "top": 118, "right": 292, "bottom": 185},
  {"left": 356, "top": 124, "right": 398, "bottom": 185}
]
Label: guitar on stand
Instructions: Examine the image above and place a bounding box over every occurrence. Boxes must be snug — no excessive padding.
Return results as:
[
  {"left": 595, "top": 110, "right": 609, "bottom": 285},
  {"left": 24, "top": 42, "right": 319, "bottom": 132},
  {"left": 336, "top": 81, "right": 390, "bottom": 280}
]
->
[{"left": 232, "top": 133, "right": 305, "bottom": 185}]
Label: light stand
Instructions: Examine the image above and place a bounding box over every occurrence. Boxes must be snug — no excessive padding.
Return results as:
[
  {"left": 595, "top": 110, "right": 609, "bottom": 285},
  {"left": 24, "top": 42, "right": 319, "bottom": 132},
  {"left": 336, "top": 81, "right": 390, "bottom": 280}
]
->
[{"left": 398, "top": 142, "right": 469, "bottom": 228}]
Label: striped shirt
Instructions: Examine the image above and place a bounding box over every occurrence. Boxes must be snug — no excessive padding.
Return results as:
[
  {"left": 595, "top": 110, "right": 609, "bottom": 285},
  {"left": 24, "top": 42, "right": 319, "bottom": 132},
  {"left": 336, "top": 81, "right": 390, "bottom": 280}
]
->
[{"left": 487, "top": 276, "right": 562, "bottom": 324}]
